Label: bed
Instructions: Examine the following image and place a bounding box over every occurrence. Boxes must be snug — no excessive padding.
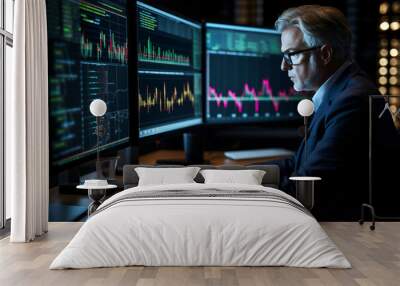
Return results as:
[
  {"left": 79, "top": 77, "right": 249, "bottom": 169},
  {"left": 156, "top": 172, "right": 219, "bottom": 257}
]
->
[{"left": 50, "top": 165, "right": 350, "bottom": 269}]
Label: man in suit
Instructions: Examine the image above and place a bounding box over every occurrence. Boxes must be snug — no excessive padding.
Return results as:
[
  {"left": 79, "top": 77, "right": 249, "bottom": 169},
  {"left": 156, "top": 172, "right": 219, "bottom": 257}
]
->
[{"left": 273, "top": 6, "right": 398, "bottom": 220}]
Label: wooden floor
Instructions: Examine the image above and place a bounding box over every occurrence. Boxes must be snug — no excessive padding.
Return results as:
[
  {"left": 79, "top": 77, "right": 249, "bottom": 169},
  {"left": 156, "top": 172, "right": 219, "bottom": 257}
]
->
[{"left": 1, "top": 222, "right": 399, "bottom": 286}]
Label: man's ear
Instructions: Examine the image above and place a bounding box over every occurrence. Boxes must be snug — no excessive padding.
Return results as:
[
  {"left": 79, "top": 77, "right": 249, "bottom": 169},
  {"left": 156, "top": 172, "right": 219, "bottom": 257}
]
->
[{"left": 320, "top": 44, "right": 333, "bottom": 65}]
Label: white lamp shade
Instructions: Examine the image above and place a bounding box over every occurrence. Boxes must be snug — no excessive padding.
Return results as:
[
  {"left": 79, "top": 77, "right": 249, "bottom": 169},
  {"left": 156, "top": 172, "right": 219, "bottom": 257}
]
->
[
  {"left": 297, "top": 99, "right": 314, "bottom": 117},
  {"left": 90, "top": 99, "right": 107, "bottom": 117}
]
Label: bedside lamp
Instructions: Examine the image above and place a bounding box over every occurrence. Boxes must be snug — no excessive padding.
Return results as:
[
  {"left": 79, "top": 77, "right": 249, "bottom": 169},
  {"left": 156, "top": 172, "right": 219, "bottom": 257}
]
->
[
  {"left": 290, "top": 99, "right": 318, "bottom": 210},
  {"left": 297, "top": 99, "right": 314, "bottom": 161},
  {"left": 90, "top": 99, "right": 107, "bottom": 178}
]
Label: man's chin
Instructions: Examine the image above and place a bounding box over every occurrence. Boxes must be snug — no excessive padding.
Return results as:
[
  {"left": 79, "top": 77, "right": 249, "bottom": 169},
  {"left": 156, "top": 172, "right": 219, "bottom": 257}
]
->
[
  {"left": 293, "top": 83, "right": 303, "bottom": 92},
  {"left": 293, "top": 82, "right": 312, "bottom": 93}
]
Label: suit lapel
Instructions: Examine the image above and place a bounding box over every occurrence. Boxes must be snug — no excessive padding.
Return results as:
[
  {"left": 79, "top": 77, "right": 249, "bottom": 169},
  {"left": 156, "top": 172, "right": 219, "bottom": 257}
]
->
[{"left": 307, "top": 62, "right": 359, "bottom": 138}]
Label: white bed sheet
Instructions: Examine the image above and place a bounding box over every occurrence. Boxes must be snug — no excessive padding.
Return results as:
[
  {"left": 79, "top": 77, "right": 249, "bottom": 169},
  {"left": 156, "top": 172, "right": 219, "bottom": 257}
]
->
[{"left": 50, "top": 183, "right": 351, "bottom": 269}]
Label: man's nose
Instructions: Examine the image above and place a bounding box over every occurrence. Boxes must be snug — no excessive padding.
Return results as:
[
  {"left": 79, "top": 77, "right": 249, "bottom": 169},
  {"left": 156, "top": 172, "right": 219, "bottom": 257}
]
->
[{"left": 281, "top": 58, "right": 290, "bottom": 71}]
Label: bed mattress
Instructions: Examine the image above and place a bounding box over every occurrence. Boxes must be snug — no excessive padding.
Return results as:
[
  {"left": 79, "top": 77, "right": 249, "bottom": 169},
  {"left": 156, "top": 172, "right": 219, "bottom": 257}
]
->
[{"left": 50, "top": 183, "right": 350, "bottom": 269}]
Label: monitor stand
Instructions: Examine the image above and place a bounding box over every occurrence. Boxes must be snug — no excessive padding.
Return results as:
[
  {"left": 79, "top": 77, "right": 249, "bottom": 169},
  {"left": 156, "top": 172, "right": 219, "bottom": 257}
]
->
[{"left": 156, "top": 132, "right": 209, "bottom": 165}]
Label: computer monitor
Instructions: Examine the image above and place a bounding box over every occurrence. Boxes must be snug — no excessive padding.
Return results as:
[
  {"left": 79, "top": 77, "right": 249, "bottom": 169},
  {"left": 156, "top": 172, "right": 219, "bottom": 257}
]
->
[
  {"left": 205, "top": 23, "right": 302, "bottom": 124},
  {"left": 136, "top": 1, "right": 203, "bottom": 138},
  {"left": 47, "top": 0, "right": 130, "bottom": 167}
]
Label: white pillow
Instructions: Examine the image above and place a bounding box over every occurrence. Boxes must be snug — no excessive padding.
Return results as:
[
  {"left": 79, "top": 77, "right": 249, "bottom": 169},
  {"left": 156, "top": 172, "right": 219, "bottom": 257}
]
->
[
  {"left": 135, "top": 167, "right": 201, "bottom": 186},
  {"left": 200, "top": 169, "right": 266, "bottom": 185}
]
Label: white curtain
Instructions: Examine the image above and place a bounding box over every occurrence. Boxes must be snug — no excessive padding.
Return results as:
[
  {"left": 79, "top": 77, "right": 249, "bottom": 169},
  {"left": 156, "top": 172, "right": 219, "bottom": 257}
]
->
[{"left": 8, "top": 0, "right": 49, "bottom": 242}]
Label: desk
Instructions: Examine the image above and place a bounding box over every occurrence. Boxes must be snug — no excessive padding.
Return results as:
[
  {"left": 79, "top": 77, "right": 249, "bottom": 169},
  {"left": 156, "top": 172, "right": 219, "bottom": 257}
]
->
[{"left": 139, "top": 150, "right": 287, "bottom": 166}]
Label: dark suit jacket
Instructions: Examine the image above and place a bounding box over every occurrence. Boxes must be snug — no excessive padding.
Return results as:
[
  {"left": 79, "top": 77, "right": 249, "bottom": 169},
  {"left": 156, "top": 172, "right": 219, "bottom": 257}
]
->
[{"left": 276, "top": 62, "right": 399, "bottom": 220}]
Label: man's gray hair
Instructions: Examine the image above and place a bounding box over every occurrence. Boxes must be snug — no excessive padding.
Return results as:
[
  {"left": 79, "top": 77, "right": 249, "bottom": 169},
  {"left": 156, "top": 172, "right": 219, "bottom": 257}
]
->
[{"left": 275, "top": 5, "right": 352, "bottom": 61}]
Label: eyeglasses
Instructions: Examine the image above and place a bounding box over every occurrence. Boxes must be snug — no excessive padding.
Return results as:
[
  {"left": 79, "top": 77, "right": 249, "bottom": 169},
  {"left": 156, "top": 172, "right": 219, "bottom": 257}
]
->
[{"left": 282, "top": 46, "right": 322, "bottom": 66}]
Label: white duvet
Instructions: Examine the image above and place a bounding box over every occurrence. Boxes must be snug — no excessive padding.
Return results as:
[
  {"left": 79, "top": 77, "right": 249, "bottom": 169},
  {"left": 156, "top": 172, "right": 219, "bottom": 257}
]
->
[{"left": 50, "top": 183, "right": 351, "bottom": 269}]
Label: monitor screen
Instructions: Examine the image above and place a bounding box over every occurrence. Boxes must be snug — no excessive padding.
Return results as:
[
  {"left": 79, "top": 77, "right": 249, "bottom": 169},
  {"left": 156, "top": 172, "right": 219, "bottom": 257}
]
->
[
  {"left": 205, "top": 23, "right": 301, "bottom": 123},
  {"left": 137, "top": 1, "right": 202, "bottom": 138},
  {"left": 47, "top": 0, "right": 129, "bottom": 166}
]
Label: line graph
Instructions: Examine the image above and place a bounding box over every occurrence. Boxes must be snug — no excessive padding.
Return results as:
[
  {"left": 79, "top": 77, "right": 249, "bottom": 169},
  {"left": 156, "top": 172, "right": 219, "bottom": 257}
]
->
[
  {"left": 206, "top": 51, "right": 300, "bottom": 122},
  {"left": 209, "top": 79, "right": 296, "bottom": 114},
  {"left": 139, "top": 81, "right": 195, "bottom": 113},
  {"left": 138, "top": 74, "right": 197, "bottom": 127}
]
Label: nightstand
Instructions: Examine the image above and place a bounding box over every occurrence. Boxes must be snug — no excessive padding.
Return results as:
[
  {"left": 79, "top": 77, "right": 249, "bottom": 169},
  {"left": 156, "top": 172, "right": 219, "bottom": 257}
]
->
[
  {"left": 289, "top": 176, "right": 321, "bottom": 210},
  {"left": 76, "top": 184, "right": 117, "bottom": 216}
]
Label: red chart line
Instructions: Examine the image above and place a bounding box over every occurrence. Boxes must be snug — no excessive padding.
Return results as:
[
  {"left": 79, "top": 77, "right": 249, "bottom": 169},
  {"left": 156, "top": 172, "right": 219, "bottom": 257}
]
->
[{"left": 208, "top": 79, "right": 295, "bottom": 113}]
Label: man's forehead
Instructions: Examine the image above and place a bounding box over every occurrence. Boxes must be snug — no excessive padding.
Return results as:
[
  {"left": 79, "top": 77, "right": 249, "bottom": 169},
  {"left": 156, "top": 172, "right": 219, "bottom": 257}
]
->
[{"left": 281, "top": 26, "right": 305, "bottom": 52}]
